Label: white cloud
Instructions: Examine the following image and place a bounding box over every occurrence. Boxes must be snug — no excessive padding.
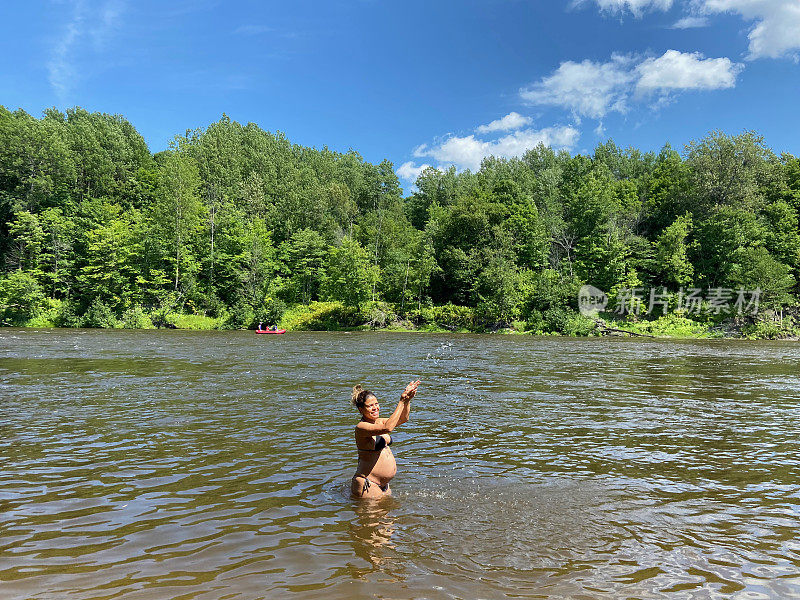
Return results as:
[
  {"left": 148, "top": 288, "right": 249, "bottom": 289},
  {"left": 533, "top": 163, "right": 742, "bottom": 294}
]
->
[
  {"left": 574, "top": 0, "right": 673, "bottom": 16},
  {"left": 48, "top": 6, "right": 85, "bottom": 100},
  {"left": 594, "top": 122, "right": 607, "bottom": 137},
  {"left": 414, "top": 126, "right": 580, "bottom": 172},
  {"left": 396, "top": 161, "right": 432, "bottom": 182},
  {"left": 475, "top": 112, "right": 532, "bottom": 133},
  {"left": 412, "top": 143, "right": 430, "bottom": 158},
  {"left": 520, "top": 55, "right": 636, "bottom": 120},
  {"left": 700, "top": 0, "right": 800, "bottom": 59},
  {"left": 671, "top": 15, "right": 710, "bottom": 28},
  {"left": 47, "top": 0, "right": 126, "bottom": 101},
  {"left": 521, "top": 50, "right": 742, "bottom": 118},
  {"left": 636, "top": 50, "right": 743, "bottom": 91}
]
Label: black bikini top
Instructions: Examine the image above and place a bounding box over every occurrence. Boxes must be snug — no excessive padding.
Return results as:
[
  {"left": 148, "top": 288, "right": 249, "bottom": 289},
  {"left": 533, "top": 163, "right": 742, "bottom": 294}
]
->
[
  {"left": 374, "top": 434, "right": 392, "bottom": 451},
  {"left": 359, "top": 434, "right": 392, "bottom": 452}
]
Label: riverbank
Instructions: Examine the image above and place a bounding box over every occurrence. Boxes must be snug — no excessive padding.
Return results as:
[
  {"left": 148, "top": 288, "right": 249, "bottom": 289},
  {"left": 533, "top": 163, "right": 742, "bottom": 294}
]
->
[{"left": 8, "top": 299, "right": 800, "bottom": 340}]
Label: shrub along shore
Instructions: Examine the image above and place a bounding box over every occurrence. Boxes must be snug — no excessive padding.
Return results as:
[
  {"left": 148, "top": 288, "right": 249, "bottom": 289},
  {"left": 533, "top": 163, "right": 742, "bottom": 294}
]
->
[
  {"left": 14, "top": 299, "right": 800, "bottom": 340},
  {"left": 2, "top": 107, "right": 800, "bottom": 339}
]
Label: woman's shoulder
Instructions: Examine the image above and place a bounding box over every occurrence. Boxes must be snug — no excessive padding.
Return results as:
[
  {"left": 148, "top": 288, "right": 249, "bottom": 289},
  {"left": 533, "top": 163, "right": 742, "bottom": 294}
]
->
[{"left": 355, "top": 418, "right": 387, "bottom": 433}]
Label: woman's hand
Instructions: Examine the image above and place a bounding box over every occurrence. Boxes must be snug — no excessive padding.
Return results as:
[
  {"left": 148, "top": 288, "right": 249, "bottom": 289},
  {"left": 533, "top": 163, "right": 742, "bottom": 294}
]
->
[{"left": 401, "top": 380, "right": 421, "bottom": 402}]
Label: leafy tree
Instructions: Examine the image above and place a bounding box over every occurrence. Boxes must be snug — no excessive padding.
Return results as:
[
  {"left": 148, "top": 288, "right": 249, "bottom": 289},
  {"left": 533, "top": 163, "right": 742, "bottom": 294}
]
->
[
  {"left": 781, "top": 154, "right": 800, "bottom": 210},
  {"left": 407, "top": 166, "right": 461, "bottom": 228},
  {"left": 58, "top": 107, "right": 152, "bottom": 201},
  {"left": 521, "top": 268, "right": 583, "bottom": 316},
  {"left": 405, "top": 234, "right": 438, "bottom": 311},
  {"left": 429, "top": 192, "right": 508, "bottom": 305},
  {"left": 763, "top": 200, "right": 800, "bottom": 273},
  {"left": 321, "top": 237, "right": 379, "bottom": 307},
  {"left": 641, "top": 145, "right": 692, "bottom": 237},
  {"left": 284, "top": 228, "right": 326, "bottom": 305},
  {"left": 505, "top": 195, "right": 549, "bottom": 269},
  {"left": 78, "top": 209, "right": 141, "bottom": 311},
  {"left": 685, "top": 131, "right": 779, "bottom": 215},
  {"left": 568, "top": 170, "right": 632, "bottom": 293},
  {"left": 0, "top": 109, "right": 75, "bottom": 214},
  {"left": 472, "top": 229, "right": 524, "bottom": 324},
  {"left": 693, "top": 206, "right": 767, "bottom": 288},
  {"left": 653, "top": 214, "right": 694, "bottom": 287},
  {"left": 6, "top": 210, "right": 45, "bottom": 274},
  {"left": 151, "top": 151, "right": 204, "bottom": 293},
  {"left": 728, "top": 247, "right": 795, "bottom": 309},
  {"left": 0, "top": 270, "right": 46, "bottom": 325},
  {"left": 81, "top": 297, "right": 120, "bottom": 328},
  {"left": 593, "top": 140, "right": 655, "bottom": 182},
  {"left": 39, "top": 207, "right": 74, "bottom": 298}
]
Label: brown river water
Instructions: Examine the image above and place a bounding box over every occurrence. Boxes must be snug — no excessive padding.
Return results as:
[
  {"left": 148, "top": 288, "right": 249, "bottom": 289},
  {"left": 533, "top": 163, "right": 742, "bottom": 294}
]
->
[{"left": 1, "top": 329, "right": 799, "bottom": 599}]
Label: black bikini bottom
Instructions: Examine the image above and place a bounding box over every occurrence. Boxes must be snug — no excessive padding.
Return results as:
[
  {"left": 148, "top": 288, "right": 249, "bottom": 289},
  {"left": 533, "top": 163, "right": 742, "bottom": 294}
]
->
[{"left": 354, "top": 474, "right": 388, "bottom": 494}]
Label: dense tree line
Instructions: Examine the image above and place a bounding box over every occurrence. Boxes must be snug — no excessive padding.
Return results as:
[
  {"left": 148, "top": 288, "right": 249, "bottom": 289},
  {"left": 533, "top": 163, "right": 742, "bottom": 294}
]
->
[{"left": 1, "top": 106, "right": 799, "bottom": 333}]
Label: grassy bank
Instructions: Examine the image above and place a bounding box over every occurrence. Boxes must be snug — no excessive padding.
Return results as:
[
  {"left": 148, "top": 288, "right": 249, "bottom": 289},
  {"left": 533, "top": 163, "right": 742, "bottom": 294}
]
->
[{"left": 8, "top": 298, "right": 799, "bottom": 340}]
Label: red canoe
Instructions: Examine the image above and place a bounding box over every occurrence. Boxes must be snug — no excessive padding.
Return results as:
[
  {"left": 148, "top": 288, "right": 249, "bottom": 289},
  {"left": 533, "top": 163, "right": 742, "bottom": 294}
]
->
[{"left": 256, "top": 329, "right": 286, "bottom": 334}]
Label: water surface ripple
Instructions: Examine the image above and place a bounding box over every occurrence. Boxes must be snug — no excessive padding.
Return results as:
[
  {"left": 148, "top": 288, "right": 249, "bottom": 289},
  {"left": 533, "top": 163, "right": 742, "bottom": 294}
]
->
[{"left": 1, "top": 329, "right": 799, "bottom": 599}]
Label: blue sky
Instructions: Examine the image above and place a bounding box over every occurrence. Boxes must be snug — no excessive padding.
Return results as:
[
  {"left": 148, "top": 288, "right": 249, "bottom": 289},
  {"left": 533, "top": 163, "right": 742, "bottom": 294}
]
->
[{"left": 1, "top": 0, "right": 799, "bottom": 193}]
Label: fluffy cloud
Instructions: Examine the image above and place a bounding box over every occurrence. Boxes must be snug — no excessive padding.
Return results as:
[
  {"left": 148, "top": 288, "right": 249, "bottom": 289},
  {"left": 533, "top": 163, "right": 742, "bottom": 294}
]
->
[
  {"left": 396, "top": 161, "right": 432, "bottom": 182},
  {"left": 520, "top": 55, "right": 635, "bottom": 120},
  {"left": 475, "top": 112, "right": 532, "bottom": 133},
  {"left": 521, "top": 50, "right": 742, "bottom": 118},
  {"left": 636, "top": 50, "right": 742, "bottom": 91},
  {"left": 412, "top": 126, "right": 579, "bottom": 173},
  {"left": 700, "top": 0, "right": 800, "bottom": 59},
  {"left": 671, "top": 15, "right": 710, "bottom": 28},
  {"left": 574, "top": 0, "right": 673, "bottom": 16},
  {"left": 582, "top": 0, "right": 799, "bottom": 59}
]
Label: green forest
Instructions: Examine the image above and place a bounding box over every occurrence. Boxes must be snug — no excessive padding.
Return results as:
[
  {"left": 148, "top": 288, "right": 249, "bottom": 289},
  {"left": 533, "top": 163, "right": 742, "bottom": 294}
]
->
[{"left": 2, "top": 106, "right": 800, "bottom": 337}]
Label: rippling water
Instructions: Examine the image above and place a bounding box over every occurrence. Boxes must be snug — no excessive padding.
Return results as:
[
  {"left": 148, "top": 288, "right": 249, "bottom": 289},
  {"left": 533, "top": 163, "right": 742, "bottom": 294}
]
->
[{"left": 2, "top": 329, "right": 799, "bottom": 599}]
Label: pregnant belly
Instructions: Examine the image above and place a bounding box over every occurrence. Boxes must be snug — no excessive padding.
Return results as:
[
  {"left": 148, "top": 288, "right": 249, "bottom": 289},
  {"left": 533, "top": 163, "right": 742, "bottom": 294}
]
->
[{"left": 358, "top": 450, "right": 397, "bottom": 485}]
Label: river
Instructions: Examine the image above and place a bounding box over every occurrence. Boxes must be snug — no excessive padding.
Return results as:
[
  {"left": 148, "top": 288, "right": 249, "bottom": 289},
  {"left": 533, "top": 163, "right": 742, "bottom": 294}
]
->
[{"left": 1, "top": 329, "right": 799, "bottom": 599}]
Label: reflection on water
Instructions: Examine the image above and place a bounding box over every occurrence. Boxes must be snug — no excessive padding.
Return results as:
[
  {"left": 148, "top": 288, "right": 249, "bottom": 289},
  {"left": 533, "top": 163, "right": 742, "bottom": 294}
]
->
[
  {"left": 348, "top": 499, "right": 399, "bottom": 573},
  {"left": 1, "top": 329, "right": 800, "bottom": 599}
]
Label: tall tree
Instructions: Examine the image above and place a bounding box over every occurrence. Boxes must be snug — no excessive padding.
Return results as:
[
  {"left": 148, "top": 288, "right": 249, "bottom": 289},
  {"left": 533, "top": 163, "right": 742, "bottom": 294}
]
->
[
  {"left": 321, "top": 237, "right": 379, "bottom": 308},
  {"left": 152, "top": 151, "right": 204, "bottom": 293}
]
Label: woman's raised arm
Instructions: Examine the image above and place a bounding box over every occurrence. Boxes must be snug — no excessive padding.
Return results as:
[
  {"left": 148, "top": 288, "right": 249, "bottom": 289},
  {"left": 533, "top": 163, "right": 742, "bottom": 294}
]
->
[
  {"left": 398, "top": 380, "right": 418, "bottom": 425},
  {"left": 356, "top": 380, "right": 420, "bottom": 434}
]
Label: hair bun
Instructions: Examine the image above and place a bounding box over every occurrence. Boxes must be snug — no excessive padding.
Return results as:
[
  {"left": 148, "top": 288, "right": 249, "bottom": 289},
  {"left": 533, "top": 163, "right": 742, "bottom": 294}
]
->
[{"left": 351, "top": 384, "right": 363, "bottom": 406}]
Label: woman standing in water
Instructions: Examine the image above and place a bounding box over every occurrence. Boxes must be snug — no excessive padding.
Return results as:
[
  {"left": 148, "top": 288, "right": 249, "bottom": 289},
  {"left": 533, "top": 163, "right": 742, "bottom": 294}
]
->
[{"left": 351, "top": 380, "right": 420, "bottom": 499}]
